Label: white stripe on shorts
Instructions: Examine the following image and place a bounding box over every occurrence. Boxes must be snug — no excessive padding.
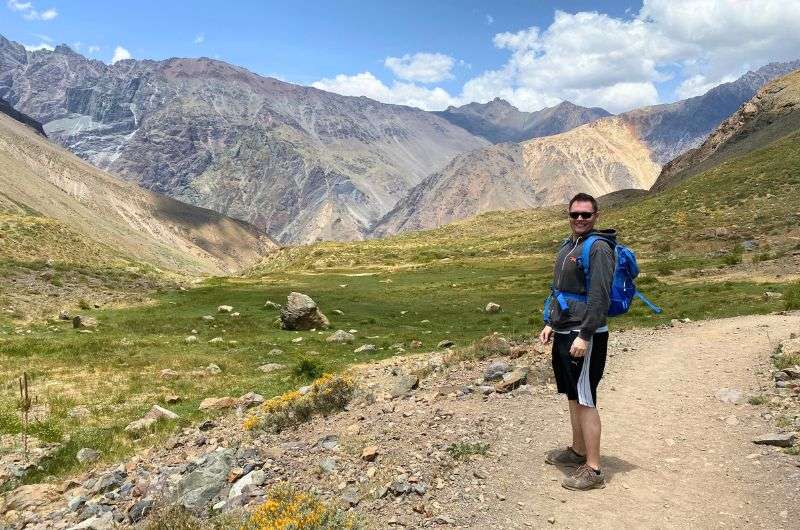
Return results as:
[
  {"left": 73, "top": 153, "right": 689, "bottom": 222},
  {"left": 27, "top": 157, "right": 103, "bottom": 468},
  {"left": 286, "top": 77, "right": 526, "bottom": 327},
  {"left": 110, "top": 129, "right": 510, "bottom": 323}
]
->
[{"left": 577, "top": 337, "right": 595, "bottom": 408}]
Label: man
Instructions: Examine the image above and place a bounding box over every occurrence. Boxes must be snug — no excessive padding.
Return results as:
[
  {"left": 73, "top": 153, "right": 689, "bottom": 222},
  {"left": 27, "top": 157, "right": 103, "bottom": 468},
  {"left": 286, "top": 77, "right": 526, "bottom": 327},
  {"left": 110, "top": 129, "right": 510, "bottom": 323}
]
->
[{"left": 539, "top": 192, "right": 615, "bottom": 491}]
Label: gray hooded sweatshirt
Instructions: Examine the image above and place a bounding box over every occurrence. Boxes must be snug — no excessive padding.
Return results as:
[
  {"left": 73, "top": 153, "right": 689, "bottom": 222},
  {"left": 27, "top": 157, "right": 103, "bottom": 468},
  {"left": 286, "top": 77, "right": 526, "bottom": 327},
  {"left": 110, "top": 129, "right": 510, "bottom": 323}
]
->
[{"left": 547, "top": 229, "right": 616, "bottom": 340}]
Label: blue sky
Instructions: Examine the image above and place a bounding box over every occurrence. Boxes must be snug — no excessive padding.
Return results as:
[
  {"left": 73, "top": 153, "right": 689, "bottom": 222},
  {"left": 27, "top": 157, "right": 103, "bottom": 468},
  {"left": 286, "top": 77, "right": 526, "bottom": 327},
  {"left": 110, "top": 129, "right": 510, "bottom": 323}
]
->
[{"left": 3, "top": 0, "right": 800, "bottom": 113}]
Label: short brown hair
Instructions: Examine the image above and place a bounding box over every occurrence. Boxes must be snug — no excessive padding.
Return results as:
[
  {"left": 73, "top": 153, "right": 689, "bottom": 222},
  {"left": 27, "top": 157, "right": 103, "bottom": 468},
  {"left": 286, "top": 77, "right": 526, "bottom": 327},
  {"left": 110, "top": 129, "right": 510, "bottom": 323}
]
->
[{"left": 569, "top": 192, "right": 598, "bottom": 212}]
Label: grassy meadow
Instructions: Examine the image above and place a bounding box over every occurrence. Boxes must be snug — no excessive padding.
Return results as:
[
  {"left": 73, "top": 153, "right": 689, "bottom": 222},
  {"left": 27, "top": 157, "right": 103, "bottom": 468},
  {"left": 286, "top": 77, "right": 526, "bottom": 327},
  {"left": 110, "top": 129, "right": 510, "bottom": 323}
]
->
[{"left": 0, "top": 128, "right": 798, "bottom": 486}]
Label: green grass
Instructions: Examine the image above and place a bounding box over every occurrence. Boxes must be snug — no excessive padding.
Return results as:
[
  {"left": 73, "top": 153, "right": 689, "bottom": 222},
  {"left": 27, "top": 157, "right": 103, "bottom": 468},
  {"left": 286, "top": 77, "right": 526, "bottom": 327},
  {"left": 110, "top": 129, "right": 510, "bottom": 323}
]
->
[{"left": 447, "top": 441, "right": 490, "bottom": 460}]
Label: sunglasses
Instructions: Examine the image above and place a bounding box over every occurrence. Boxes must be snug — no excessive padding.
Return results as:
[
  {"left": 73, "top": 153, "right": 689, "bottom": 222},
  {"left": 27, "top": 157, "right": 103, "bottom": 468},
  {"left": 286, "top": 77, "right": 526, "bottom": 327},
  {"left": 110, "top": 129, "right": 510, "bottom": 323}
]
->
[{"left": 569, "top": 211, "right": 595, "bottom": 220}]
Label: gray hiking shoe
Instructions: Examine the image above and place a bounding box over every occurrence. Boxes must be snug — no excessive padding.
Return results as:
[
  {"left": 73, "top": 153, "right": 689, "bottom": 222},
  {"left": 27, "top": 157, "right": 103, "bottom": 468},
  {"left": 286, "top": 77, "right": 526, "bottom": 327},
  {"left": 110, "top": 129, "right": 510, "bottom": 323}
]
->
[
  {"left": 562, "top": 464, "right": 606, "bottom": 491},
  {"left": 545, "top": 446, "right": 587, "bottom": 467}
]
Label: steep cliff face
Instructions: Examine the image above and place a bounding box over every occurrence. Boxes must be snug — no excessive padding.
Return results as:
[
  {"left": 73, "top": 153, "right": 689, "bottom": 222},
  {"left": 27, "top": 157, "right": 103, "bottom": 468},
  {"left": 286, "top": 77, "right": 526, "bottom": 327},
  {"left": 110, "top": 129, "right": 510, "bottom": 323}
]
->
[
  {"left": 0, "top": 107, "right": 277, "bottom": 274},
  {"left": 434, "top": 98, "right": 610, "bottom": 143},
  {"left": 0, "top": 37, "right": 487, "bottom": 244},
  {"left": 654, "top": 69, "right": 800, "bottom": 192},
  {"left": 0, "top": 97, "right": 45, "bottom": 135}
]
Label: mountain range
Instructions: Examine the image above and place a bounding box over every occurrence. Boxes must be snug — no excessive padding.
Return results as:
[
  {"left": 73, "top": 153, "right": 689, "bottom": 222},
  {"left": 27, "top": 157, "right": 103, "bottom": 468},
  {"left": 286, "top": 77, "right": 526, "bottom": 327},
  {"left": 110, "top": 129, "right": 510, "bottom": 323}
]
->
[
  {"left": 0, "top": 96, "right": 276, "bottom": 275},
  {"left": 373, "top": 60, "right": 800, "bottom": 234}
]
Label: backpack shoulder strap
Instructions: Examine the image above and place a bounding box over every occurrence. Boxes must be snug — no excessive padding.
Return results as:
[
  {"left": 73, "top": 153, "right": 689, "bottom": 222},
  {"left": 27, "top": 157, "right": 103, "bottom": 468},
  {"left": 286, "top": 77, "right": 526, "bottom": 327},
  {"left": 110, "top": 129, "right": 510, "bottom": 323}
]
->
[{"left": 580, "top": 235, "right": 615, "bottom": 292}]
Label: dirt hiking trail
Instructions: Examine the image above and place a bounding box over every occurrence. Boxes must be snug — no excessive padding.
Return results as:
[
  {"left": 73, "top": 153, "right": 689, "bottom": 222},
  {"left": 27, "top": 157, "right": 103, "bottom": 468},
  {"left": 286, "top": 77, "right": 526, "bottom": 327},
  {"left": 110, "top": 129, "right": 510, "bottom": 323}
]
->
[{"left": 474, "top": 312, "right": 800, "bottom": 529}]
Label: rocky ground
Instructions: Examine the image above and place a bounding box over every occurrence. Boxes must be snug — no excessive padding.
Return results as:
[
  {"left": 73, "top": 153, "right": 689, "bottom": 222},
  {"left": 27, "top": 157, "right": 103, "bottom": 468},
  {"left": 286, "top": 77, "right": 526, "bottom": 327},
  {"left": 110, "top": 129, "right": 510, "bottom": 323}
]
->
[{"left": 2, "top": 312, "right": 799, "bottom": 529}]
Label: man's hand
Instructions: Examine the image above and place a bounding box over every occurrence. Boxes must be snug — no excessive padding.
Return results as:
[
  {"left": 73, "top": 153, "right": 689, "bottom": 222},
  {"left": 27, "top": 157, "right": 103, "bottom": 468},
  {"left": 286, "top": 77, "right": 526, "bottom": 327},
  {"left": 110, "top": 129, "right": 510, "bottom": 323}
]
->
[
  {"left": 539, "top": 325, "right": 553, "bottom": 345},
  {"left": 570, "top": 336, "right": 589, "bottom": 357}
]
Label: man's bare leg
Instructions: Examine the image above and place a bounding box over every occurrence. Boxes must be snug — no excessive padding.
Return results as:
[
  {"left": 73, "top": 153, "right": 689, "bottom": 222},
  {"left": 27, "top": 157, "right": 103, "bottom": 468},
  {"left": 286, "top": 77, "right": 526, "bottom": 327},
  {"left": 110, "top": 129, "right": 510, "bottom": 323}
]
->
[
  {"left": 577, "top": 403, "right": 601, "bottom": 469},
  {"left": 568, "top": 400, "right": 586, "bottom": 455}
]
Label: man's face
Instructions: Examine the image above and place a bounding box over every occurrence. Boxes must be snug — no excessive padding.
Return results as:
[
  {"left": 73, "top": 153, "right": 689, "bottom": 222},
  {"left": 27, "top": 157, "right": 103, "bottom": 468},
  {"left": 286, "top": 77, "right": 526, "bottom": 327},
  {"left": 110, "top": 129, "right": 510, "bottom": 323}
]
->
[{"left": 569, "top": 200, "right": 598, "bottom": 237}]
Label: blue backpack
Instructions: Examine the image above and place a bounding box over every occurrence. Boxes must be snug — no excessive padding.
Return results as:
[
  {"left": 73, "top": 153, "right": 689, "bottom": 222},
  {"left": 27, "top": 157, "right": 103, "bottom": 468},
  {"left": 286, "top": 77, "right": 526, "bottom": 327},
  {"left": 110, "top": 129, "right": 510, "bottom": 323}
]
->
[{"left": 544, "top": 234, "right": 662, "bottom": 321}]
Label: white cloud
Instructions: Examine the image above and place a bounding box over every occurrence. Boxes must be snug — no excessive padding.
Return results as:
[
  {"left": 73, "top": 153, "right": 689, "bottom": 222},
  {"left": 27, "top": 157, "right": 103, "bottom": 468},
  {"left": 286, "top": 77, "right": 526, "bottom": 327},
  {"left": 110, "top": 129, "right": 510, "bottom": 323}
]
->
[
  {"left": 384, "top": 52, "right": 455, "bottom": 83},
  {"left": 485, "top": 14, "right": 494, "bottom": 25},
  {"left": 23, "top": 41, "right": 54, "bottom": 51},
  {"left": 7, "top": 0, "right": 57, "bottom": 20},
  {"left": 87, "top": 45, "right": 100, "bottom": 54},
  {"left": 111, "top": 46, "right": 132, "bottom": 64},
  {"left": 194, "top": 33, "right": 205, "bottom": 44},
  {"left": 460, "top": 0, "right": 800, "bottom": 113},
  {"left": 312, "top": 72, "right": 457, "bottom": 111}
]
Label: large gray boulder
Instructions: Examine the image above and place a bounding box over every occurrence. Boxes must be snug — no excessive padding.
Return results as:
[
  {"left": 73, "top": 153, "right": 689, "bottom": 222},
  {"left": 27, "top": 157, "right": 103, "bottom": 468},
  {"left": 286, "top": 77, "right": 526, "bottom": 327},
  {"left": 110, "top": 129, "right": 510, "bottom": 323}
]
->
[
  {"left": 174, "top": 448, "right": 234, "bottom": 511},
  {"left": 279, "top": 292, "right": 329, "bottom": 330}
]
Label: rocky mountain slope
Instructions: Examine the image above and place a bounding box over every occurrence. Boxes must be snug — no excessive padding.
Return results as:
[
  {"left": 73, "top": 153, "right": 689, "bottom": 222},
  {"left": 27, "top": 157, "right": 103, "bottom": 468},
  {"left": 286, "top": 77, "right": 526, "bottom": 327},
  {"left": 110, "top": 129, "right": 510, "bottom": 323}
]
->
[
  {"left": 0, "top": 104, "right": 276, "bottom": 275},
  {"left": 373, "top": 117, "right": 660, "bottom": 235},
  {"left": 0, "top": 97, "right": 45, "bottom": 136},
  {"left": 0, "top": 36, "right": 487, "bottom": 244},
  {"left": 374, "top": 61, "right": 800, "bottom": 235},
  {"left": 433, "top": 98, "right": 610, "bottom": 143},
  {"left": 654, "top": 69, "right": 800, "bottom": 192}
]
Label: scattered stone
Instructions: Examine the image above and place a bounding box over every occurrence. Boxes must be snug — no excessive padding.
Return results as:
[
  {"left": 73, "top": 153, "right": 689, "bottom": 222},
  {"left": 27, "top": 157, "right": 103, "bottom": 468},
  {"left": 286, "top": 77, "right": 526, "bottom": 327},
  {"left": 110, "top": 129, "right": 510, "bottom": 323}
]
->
[
  {"left": 202, "top": 315, "right": 215, "bottom": 321},
  {"left": 185, "top": 335, "right": 198, "bottom": 344},
  {"left": 199, "top": 397, "right": 238, "bottom": 411},
  {"left": 326, "top": 330, "right": 355, "bottom": 343},
  {"left": 319, "top": 434, "right": 340, "bottom": 451},
  {"left": 742, "top": 239, "right": 759, "bottom": 251},
  {"left": 342, "top": 487, "right": 361, "bottom": 506},
  {"left": 410, "top": 340, "right": 423, "bottom": 349},
  {"left": 361, "top": 446, "right": 379, "bottom": 462},
  {"left": 280, "top": 292, "right": 330, "bottom": 330},
  {"left": 58, "top": 309, "right": 71, "bottom": 321},
  {"left": 205, "top": 363, "right": 222, "bottom": 375},
  {"left": 782, "top": 366, "right": 800, "bottom": 380},
  {"left": 175, "top": 449, "right": 234, "bottom": 510},
  {"left": 495, "top": 368, "right": 529, "bottom": 393},
  {"left": 124, "top": 418, "right": 157, "bottom": 435},
  {"left": 231, "top": 312, "right": 240, "bottom": 318},
  {"left": 485, "top": 302, "right": 501, "bottom": 313},
  {"left": 160, "top": 368, "right": 180, "bottom": 379},
  {"left": 229, "top": 469, "right": 266, "bottom": 498},
  {"left": 319, "top": 457, "right": 337, "bottom": 474},
  {"left": 68, "top": 406, "right": 90, "bottom": 419},
  {"left": 548, "top": 516, "right": 556, "bottom": 524},
  {"left": 332, "top": 309, "right": 344, "bottom": 315},
  {"left": 198, "top": 420, "right": 217, "bottom": 432},
  {"left": 239, "top": 392, "right": 265, "bottom": 409},
  {"left": 716, "top": 388, "right": 743, "bottom": 404},
  {"left": 477, "top": 335, "right": 512, "bottom": 355},
  {"left": 764, "top": 291, "right": 783, "bottom": 299},
  {"left": 264, "top": 300, "right": 281, "bottom": 310},
  {"left": 438, "top": 339, "right": 455, "bottom": 348},
  {"left": 165, "top": 394, "right": 181, "bottom": 404},
  {"left": 390, "top": 374, "right": 419, "bottom": 399},
  {"left": 218, "top": 305, "right": 234, "bottom": 313},
  {"left": 354, "top": 344, "right": 376, "bottom": 353},
  {"left": 76, "top": 448, "right": 100, "bottom": 465},
  {"left": 92, "top": 469, "right": 126, "bottom": 494},
  {"left": 73, "top": 315, "right": 98, "bottom": 330},
  {"left": 484, "top": 361, "right": 511, "bottom": 382},
  {"left": 291, "top": 337, "right": 303, "bottom": 343},
  {"left": 72, "top": 511, "right": 113, "bottom": 529},
  {"left": 267, "top": 348, "right": 285, "bottom": 356},
  {"left": 128, "top": 498, "right": 154, "bottom": 524},
  {"left": 753, "top": 433, "right": 796, "bottom": 447},
  {"left": 258, "top": 363, "right": 285, "bottom": 373},
  {"left": 144, "top": 405, "right": 179, "bottom": 421}
]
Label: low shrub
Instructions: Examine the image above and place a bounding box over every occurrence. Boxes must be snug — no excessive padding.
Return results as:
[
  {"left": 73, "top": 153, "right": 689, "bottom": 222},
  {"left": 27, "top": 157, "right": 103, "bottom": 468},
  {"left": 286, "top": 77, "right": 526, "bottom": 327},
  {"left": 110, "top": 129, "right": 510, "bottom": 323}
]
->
[
  {"left": 245, "top": 483, "right": 360, "bottom": 529},
  {"left": 784, "top": 281, "right": 800, "bottom": 311},
  {"left": 446, "top": 441, "right": 490, "bottom": 460},
  {"left": 244, "top": 373, "right": 356, "bottom": 433},
  {"left": 293, "top": 358, "right": 323, "bottom": 379}
]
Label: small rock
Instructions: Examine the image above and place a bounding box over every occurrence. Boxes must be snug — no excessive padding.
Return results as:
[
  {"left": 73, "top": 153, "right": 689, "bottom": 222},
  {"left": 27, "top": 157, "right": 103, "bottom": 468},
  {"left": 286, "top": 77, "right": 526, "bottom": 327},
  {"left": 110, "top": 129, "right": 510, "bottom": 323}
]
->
[
  {"left": 231, "top": 312, "right": 240, "bottom": 318},
  {"left": 185, "top": 335, "right": 198, "bottom": 344},
  {"left": 205, "top": 363, "right": 222, "bottom": 375},
  {"left": 76, "top": 448, "right": 100, "bottom": 464},
  {"left": 264, "top": 300, "right": 281, "bottom": 310},
  {"left": 319, "top": 434, "right": 340, "bottom": 450},
  {"left": 73, "top": 316, "right": 98, "bottom": 330},
  {"left": 390, "top": 374, "right": 419, "bottom": 398},
  {"left": 341, "top": 487, "right": 361, "bottom": 506},
  {"left": 438, "top": 339, "right": 455, "bottom": 348},
  {"left": 218, "top": 305, "right": 233, "bottom": 313},
  {"left": 354, "top": 344, "right": 376, "bottom": 353},
  {"left": 229, "top": 469, "right": 266, "bottom": 498},
  {"left": 361, "top": 446, "right": 379, "bottom": 462},
  {"left": 144, "top": 405, "right": 179, "bottom": 421},
  {"left": 319, "top": 457, "right": 337, "bottom": 474},
  {"left": 326, "top": 330, "right": 355, "bottom": 343},
  {"left": 484, "top": 361, "right": 511, "bottom": 382},
  {"left": 199, "top": 397, "right": 239, "bottom": 410},
  {"left": 753, "top": 433, "right": 796, "bottom": 447},
  {"left": 495, "top": 368, "right": 529, "bottom": 393},
  {"left": 332, "top": 309, "right": 344, "bottom": 315},
  {"left": 716, "top": 388, "right": 743, "bottom": 404},
  {"left": 239, "top": 392, "right": 265, "bottom": 408},
  {"left": 548, "top": 516, "right": 556, "bottom": 524},
  {"left": 410, "top": 340, "right": 423, "bottom": 349},
  {"left": 258, "top": 363, "right": 285, "bottom": 373},
  {"left": 267, "top": 348, "right": 284, "bottom": 356},
  {"left": 165, "top": 394, "right": 181, "bottom": 404},
  {"left": 202, "top": 315, "right": 215, "bottom": 321},
  {"left": 128, "top": 498, "right": 154, "bottom": 523},
  {"left": 280, "top": 292, "right": 329, "bottom": 330},
  {"left": 58, "top": 309, "right": 71, "bottom": 321},
  {"left": 485, "top": 302, "right": 501, "bottom": 313},
  {"left": 124, "top": 418, "right": 157, "bottom": 435},
  {"left": 160, "top": 368, "right": 180, "bottom": 379},
  {"left": 208, "top": 337, "right": 224, "bottom": 344}
]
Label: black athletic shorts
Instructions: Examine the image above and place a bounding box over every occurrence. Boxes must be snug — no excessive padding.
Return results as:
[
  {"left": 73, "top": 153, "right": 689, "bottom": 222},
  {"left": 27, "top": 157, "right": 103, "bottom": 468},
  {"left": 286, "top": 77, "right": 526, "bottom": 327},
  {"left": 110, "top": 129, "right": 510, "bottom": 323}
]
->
[{"left": 551, "top": 330, "right": 608, "bottom": 408}]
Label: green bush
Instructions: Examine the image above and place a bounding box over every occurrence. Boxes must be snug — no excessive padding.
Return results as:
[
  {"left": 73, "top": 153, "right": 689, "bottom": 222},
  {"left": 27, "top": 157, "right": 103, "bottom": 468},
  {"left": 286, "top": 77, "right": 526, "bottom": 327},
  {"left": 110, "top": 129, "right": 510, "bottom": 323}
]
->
[
  {"left": 293, "top": 358, "right": 323, "bottom": 379},
  {"left": 785, "top": 282, "right": 800, "bottom": 311}
]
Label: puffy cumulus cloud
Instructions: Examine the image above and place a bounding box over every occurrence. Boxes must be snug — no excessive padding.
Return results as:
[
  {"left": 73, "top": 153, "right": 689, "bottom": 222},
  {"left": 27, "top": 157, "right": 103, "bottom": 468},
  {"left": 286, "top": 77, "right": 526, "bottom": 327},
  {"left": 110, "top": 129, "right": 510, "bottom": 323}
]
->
[
  {"left": 312, "top": 72, "right": 456, "bottom": 111},
  {"left": 465, "top": 0, "right": 800, "bottom": 113},
  {"left": 111, "top": 46, "right": 132, "bottom": 64},
  {"left": 7, "top": 0, "right": 58, "bottom": 21},
  {"left": 384, "top": 52, "right": 455, "bottom": 83}
]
